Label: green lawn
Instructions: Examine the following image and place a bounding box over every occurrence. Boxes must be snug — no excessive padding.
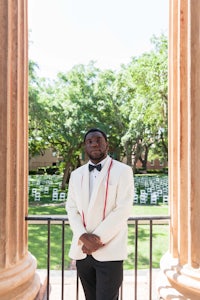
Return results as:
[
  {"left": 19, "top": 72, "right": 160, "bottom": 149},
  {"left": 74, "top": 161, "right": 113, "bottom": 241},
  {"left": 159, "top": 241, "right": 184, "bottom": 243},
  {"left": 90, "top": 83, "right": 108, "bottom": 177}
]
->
[
  {"left": 28, "top": 204, "right": 169, "bottom": 270},
  {"left": 28, "top": 203, "right": 169, "bottom": 216},
  {"left": 132, "top": 204, "right": 169, "bottom": 216},
  {"left": 126, "top": 224, "right": 169, "bottom": 269},
  {"left": 28, "top": 204, "right": 66, "bottom": 215},
  {"left": 28, "top": 224, "right": 73, "bottom": 269}
]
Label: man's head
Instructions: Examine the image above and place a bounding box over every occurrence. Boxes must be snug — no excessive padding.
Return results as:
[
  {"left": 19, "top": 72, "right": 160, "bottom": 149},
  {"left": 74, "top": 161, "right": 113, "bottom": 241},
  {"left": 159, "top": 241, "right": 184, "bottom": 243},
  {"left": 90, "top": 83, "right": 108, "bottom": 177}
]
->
[{"left": 84, "top": 128, "right": 108, "bottom": 164}]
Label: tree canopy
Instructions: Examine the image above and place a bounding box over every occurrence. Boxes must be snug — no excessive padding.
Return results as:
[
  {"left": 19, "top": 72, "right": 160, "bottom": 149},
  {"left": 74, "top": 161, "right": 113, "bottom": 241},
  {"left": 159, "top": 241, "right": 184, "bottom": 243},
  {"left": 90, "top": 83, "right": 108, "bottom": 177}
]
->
[{"left": 28, "top": 34, "right": 168, "bottom": 187}]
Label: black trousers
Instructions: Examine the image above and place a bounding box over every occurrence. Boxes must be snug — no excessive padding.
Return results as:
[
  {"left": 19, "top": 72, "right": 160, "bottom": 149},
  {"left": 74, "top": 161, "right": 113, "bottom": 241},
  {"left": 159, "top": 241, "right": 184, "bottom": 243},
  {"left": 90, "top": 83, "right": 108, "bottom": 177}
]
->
[{"left": 76, "top": 255, "right": 123, "bottom": 300}]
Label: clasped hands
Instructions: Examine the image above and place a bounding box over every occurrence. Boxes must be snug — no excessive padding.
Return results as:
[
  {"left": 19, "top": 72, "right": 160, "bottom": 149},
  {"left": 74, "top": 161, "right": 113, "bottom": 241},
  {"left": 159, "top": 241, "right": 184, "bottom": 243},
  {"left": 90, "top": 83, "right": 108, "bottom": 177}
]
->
[{"left": 79, "top": 233, "right": 104, "bottom": 255}]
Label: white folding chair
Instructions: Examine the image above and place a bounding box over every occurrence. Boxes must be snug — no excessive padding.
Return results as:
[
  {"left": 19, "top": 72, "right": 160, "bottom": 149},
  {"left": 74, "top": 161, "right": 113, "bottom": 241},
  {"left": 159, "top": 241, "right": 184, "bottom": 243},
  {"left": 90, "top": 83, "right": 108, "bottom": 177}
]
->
[
  {"left": 133, "top": 194, "right": 138, "bottom": 204},
  {"left": 140, "top": 193, "right": 147, "bottom": 204},
  {"left": 31, "top": 188, "right": 37, "bottom": 196},
  {"left": 44, "top": 186, "right": 49, "bottom": 194},
  {"left": 59, "top": 192, "right": 66, "bottom": 200},
  {"left": 163, "top": 195, "right": 169, "bottom": 204},
  {"left": 140, "top": 189, "right": 146, "bottom": 195},
  {"left": 147, "top": 187, "right": 152, "bottom": 195},
  {"left": 34, "top": 192, "right": 41, "bottom": 201},
  {"left": 162, "top": 187, "right": 168, "bottom": 195},
  {"left": 52, "top": 192, "right": 58, "bottom": 201},
  {"left": 150, "top": 193, "right": 157, "bottom": 204}
]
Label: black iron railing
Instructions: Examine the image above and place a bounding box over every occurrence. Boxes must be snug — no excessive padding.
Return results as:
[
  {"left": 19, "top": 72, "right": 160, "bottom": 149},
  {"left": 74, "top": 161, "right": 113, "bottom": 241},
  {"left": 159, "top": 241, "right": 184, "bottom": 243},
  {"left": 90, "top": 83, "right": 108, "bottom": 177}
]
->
[{"left": 26, "top": 215, "right": 170, "bottom": 300}]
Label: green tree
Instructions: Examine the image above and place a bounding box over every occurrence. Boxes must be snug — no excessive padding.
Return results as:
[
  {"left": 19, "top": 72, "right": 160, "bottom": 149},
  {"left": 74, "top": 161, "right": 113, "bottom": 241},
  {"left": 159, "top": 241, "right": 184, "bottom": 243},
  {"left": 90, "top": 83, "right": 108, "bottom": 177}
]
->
[
  {"left": 119, "top": 34, "right": 168, "bottom": 171},
  {"left": 35, "top": 63, "right": 128, "bottom": 187},
  {"left": 28, "top": 34, "right": 168, "bottom": 182},
  {"left": 28, "top": 60, "right": 48, "bottom": 159},
  {"left": 34, "top": 63, "right": 100, "bottom": 188}
]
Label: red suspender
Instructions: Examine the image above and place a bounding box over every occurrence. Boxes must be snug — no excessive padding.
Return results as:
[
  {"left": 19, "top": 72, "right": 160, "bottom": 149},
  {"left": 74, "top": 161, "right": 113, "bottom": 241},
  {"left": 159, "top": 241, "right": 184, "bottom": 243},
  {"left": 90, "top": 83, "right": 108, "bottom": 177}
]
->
[{"left": 103, "top": 159, "right": 113, "bottom": 220}]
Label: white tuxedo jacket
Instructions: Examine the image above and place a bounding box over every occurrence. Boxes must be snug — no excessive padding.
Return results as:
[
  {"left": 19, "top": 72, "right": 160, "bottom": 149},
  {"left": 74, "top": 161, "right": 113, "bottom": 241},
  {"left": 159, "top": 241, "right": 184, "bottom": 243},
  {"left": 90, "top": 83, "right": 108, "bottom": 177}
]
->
[{"left": 66, "top": 156, "right": 134, "bottom": 261}]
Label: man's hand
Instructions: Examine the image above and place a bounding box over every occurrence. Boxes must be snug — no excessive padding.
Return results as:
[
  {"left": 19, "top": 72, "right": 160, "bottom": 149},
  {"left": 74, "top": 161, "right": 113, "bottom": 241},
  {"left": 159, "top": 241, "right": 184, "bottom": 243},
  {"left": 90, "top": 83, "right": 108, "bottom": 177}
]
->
[
  {"left": 82, "top": 244, "right": 92, "bottom": 255},
  {"left": 79, "top": 233, "right": 104, "bottom": 254}
]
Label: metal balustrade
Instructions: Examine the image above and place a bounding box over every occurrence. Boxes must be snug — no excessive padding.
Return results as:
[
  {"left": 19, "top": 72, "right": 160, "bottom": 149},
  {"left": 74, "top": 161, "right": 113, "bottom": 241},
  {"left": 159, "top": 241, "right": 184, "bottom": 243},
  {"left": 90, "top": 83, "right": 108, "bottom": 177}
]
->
[{"left": 25, "top": 215, "right": 170, "bottom": 300}]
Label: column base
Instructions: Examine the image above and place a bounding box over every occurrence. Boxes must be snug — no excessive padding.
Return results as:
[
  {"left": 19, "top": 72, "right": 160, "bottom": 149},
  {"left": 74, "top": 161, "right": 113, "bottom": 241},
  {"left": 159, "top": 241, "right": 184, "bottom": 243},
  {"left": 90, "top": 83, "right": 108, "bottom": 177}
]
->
[
  {"left": 157, "top": 252, "right": 200, "bottom": 300},
  {"left": 0, "top": 252, "right": 40, "bottom": 300}
]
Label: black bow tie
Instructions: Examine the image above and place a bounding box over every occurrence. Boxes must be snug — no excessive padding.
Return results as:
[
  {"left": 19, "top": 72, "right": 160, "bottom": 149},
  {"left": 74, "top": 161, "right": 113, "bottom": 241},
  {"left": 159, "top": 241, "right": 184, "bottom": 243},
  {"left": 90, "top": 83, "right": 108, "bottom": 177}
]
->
[{"left": 89, "top": 164, "right": 102, "bottom": 172}]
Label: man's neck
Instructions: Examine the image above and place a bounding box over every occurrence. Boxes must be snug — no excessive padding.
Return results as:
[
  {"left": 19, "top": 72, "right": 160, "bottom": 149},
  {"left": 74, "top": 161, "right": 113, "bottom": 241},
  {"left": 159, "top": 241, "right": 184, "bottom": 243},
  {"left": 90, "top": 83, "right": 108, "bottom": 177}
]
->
[{"left": 90, "top": 155, "right": 108, "bottom": 165}]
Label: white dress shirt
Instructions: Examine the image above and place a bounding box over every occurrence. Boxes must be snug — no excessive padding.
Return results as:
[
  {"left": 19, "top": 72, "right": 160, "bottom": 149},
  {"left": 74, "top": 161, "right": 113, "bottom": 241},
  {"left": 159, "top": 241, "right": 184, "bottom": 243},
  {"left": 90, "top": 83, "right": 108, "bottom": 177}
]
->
[{"left": 89, "top": 156, "right": 108, "bottom": 199}]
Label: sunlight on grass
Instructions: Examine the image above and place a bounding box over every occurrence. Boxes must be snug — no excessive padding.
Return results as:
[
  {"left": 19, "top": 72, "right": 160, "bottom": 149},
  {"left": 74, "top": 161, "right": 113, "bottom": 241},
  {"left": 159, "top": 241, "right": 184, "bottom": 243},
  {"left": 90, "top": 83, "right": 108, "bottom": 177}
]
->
[
  {"left": 28, "top": 205, "right": 66, "bottom": 215},
  {"left": 28, "top": 224, "right": 72, "bottom": 269},
  {"left": 125, "top": 224, "right": 169, "bottom": 270},
  {"left": 132, "top": 205, "right": 169, "bottom": 216},
  {"left": 28, "top": 203, "right": 169, "bottom": 216}
]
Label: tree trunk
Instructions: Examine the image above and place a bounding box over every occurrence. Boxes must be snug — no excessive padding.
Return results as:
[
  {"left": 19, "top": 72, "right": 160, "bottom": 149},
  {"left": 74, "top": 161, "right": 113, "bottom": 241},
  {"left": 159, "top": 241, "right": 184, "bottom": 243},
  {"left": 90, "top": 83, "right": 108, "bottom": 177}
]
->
[
  {"left": 143, "top": 145, "right": 149, "bottom": 170},
  {"left": 160, "top": 131, "right": 168, "bottom": 160},
  {"left": 125, "top": 141, "right": 132, "bottom": 166},
  {"left": 61, "top": 155, "right": 81, "bottom": 190},
  {"left": 61, "top": 161, "right": 72, "bottom": 190},
  {"left": 133, "top": 156, "right": 139, "bottom": 173},
  {"left": 138, "top": 144, "right": 150, "bottom": 171}
]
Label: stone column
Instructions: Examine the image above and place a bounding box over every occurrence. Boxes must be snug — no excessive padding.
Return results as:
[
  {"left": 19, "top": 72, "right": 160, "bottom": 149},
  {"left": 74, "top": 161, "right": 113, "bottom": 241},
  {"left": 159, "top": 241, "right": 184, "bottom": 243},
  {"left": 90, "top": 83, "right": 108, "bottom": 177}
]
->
[
  {"left": 0, "top": 1, "right": 40, "bottom": 299},
  {"left": 158, "top": 0, "right": 200, "bottom": 299}
]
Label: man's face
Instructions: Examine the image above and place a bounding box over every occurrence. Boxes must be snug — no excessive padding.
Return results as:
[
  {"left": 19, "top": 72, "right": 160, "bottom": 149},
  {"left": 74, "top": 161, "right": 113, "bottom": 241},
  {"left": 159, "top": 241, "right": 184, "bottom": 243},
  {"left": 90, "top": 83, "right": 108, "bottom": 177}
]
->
[{"left": 84, "top": 131, "right": 108, "bottom": 163}]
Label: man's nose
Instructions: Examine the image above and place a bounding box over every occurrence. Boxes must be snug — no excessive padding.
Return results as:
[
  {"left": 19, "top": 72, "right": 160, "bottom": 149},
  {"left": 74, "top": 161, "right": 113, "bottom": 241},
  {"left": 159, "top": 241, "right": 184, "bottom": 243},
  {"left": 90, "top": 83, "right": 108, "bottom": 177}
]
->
[{"left": 91, "top": 140, "right": 98, "bottom": 146}]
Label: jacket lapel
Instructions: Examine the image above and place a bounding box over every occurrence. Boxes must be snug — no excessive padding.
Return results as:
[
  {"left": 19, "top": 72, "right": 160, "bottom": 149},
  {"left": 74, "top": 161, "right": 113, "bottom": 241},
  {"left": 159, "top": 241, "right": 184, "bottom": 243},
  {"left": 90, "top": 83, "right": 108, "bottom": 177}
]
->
[{"left": 80, "top": 164, "right": 90, "bottom": 216}]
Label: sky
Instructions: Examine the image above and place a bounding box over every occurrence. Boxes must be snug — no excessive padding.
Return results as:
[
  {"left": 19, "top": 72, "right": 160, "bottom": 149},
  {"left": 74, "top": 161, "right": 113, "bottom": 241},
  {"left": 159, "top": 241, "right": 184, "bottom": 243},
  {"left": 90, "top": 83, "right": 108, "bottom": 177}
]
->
[{"left": 28, "top": 0, "right": 168, "bottom": 79}]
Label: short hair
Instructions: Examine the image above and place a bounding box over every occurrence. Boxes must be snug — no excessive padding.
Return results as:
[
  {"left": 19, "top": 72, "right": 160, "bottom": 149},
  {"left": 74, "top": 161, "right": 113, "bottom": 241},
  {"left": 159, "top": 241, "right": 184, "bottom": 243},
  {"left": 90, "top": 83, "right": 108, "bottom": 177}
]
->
[{"left": 84, "top": 128, "right": 107, "bottom": 142}]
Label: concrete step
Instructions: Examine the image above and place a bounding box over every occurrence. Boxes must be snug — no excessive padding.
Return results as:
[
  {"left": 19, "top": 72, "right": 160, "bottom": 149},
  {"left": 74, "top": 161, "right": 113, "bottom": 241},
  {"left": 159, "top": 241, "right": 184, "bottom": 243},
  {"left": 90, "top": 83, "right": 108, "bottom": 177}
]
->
[{"left": 36, "top": 269, "right": 160, "bottom": 300}]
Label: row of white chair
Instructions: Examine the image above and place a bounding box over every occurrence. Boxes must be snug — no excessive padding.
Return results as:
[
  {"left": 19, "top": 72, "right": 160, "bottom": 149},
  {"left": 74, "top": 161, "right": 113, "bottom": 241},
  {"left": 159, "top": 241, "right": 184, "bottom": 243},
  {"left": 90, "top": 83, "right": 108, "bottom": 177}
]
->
[
  {"left": 138, "top": 188, "right": 168, "bottom": 196},
  {"left": 34, "top": 191, "right": 66, "bottom": 201},
  {"left": 133, "top": 193, "right": 168, "bottom": 205},
  {"left": 135, "top": 177, "right": 168, "bottom": 189}
]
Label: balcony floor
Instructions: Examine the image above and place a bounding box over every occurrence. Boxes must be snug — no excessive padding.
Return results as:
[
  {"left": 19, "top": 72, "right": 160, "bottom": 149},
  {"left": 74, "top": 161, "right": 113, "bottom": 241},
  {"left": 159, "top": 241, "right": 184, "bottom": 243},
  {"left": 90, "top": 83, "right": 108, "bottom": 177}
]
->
[{"left": 37, "top": 268, "right": 160, "bottom": 300}]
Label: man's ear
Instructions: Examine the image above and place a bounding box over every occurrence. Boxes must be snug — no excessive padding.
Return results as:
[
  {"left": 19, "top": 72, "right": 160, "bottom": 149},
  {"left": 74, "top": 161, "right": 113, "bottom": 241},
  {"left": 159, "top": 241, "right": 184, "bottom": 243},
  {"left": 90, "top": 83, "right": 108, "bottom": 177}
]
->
[{"left": 106, "top": 142, "right": 109, "bottom": 152}]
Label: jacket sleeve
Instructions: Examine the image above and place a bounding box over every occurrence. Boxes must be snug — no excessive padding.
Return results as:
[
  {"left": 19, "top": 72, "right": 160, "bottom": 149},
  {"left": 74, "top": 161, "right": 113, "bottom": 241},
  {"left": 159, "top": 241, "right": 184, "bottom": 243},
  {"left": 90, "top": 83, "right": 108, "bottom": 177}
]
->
[
  {"left": 65, "top": 172, "right": 87, "bottom": 241},
  {"left": 92, "top": 165, "right": 134, "bottom": 244}
]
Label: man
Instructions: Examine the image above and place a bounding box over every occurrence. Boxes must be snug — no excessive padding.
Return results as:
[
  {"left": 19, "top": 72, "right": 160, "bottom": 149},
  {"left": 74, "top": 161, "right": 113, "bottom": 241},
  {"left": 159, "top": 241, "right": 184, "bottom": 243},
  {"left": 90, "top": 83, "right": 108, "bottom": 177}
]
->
[{"left": 66, "top": 128, "right": 134, "bottom": 300}]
